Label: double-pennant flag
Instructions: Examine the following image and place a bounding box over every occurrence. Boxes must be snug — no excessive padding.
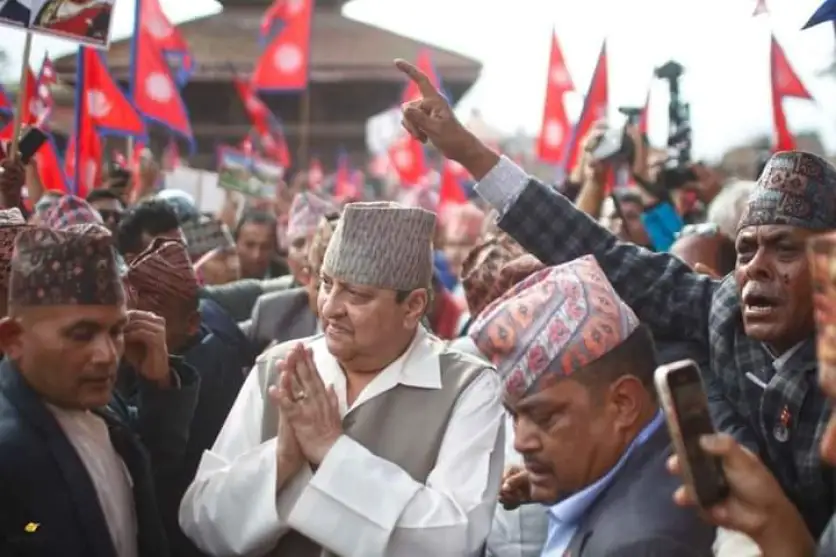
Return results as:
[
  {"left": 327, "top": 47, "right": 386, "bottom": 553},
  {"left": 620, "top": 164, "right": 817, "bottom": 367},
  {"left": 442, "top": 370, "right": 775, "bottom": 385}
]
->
[
  {"left": 232, "top": 73, "right": 292, "bottom": 167},
  {"left": 562, "top": 42, "right": 608, "bottom": 173},
  {"left": 253, "top": 0, "right": 314, "bottom": 91},
  {"left": 769, "top": 36, "right": 812, "bottom": 151},
  {"left": 537, "top": 27, "right": 575, "bottom": 165},
  {"left": 130, "top": 0, "right": 194, "bottom": 145},
  {"left": 71, "top": 47, "right": 146, "bottom": 196},
  {"left": 139, "top": 0, "right": 194, "bottom": 87}
]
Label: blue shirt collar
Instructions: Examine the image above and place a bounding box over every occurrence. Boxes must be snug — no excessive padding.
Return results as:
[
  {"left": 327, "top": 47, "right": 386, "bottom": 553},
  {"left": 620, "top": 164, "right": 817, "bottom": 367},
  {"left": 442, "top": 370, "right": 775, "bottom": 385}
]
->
[{"left": 548, "top": 410, "right": 664, "bottom": 526}]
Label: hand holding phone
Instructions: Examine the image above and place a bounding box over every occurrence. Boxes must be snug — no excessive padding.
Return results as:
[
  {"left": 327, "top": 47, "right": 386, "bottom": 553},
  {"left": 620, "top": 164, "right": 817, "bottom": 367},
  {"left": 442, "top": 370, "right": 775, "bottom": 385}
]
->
[
  {"left": 655, "top": 359, "right": 729, "bottom": 508},
  {"left": 17, "top": 127, "right": 48, "bottom": 165}
]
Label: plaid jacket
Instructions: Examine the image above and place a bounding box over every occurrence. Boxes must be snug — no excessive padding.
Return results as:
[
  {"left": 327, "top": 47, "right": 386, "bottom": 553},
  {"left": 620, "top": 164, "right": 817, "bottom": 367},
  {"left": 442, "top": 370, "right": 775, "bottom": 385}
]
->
[{"left": 476, "top": 156, "right": 836, "bottom": 536}]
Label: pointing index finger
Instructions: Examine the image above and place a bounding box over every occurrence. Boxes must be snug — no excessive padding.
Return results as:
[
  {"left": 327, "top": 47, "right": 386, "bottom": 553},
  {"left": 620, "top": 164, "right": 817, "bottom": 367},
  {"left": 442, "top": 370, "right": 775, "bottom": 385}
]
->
[{"left": 394, "top": 58, "right": 440, "bottom": 99}]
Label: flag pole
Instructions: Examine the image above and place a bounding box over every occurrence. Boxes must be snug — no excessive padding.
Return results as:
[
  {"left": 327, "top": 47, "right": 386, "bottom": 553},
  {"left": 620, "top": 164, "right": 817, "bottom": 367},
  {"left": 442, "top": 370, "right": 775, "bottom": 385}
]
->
[
  {"left": 9, "top": 33, "right": 33, "bottom": 161},
  {"left": 297, "top": 86, "right": 310, "bottom": 169}
]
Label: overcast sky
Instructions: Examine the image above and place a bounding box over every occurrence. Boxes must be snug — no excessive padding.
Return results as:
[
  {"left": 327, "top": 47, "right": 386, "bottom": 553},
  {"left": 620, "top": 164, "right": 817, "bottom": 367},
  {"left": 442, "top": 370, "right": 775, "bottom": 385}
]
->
[{"left": 1, "top": 0, "right": 834, "bottom": 161}]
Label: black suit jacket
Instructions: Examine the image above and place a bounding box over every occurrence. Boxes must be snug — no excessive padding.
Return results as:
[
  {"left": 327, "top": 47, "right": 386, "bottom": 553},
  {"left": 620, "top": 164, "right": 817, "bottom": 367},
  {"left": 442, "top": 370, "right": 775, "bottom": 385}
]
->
[
  {"left": 0, "top": 360, "right": 170, "bottom": 557},
  {"left": 564, "top": 425, "right": 716, "bottom": 557}
]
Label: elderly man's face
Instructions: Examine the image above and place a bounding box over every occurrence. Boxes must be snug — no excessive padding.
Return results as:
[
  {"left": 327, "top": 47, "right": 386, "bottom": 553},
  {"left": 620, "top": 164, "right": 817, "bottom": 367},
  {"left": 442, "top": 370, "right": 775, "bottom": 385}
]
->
[
  {"left": 317, "top": 272, "right": 427, "bottom": 369},
  {"left": 508, "top": 377, "right": 626, "bottom": 504},
  {"left": 0, "top": 304, "right": 127, "bottom": 410},
  {"left": 734, "top": 224, "right": 818, "bottom": 353}
]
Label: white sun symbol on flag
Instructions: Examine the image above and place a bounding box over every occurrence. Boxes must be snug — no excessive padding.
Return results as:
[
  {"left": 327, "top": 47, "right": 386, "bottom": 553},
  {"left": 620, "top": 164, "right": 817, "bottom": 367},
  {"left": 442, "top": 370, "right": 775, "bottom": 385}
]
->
[
  {"left": 550, "top": 67, "right": 569, "bottom": 87},
  {"left": 146, "top": 73, "right": 173, "bottom": 103},
  {"left": 273, "top": 44, "right": 302, "bottom": 74},
  {"left": 394, "top": 148, "right": 413, "bottom": 170},
  {"left": 284, "top": 0, "right": 306, "bottom": 16},
  {"left": 144, "top": 16, "right": 171, "bottom": 39},
  {"left": 86, "top": 89, "right": 112, "bottom": 118},
  {"left": 543, "top": 120, "right": 564, "bottom": 147}
]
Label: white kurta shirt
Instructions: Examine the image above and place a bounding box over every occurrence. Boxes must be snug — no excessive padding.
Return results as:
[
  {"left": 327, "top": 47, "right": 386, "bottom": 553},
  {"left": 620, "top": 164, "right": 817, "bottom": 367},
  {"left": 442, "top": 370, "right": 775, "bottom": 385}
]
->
[
  {"left": 179, "top": 327, "right": 505, "bottom": 557},
  {"left": 47, "top": 404, "right": 138, "bottom": 557}
]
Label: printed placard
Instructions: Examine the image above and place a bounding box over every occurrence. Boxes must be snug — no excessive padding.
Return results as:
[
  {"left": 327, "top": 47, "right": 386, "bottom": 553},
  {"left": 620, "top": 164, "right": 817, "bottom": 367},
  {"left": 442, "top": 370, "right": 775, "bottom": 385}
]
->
[
  {"left": 216, "top": 145, "right": 283, "bottom": 198},
  {"left": 0, "top": 0, "right": 117, "bottom": 49}
]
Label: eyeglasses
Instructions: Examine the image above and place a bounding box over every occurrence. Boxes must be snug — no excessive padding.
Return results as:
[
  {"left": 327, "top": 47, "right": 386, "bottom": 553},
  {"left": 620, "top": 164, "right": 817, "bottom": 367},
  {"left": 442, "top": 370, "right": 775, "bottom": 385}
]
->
[{"left": 676, "top": 222, "right": 719, "bottom": 239}]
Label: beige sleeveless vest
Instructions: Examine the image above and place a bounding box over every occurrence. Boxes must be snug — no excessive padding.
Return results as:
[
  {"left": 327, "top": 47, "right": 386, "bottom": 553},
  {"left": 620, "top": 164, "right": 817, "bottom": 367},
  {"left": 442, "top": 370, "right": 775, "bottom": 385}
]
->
[{"left": 253, "top": 334, "right": 490, "bottom": 557}]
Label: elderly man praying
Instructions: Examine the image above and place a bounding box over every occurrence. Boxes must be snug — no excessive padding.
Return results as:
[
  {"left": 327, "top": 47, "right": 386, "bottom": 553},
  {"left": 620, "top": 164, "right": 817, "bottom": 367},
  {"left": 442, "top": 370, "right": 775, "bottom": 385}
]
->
[{"left": 179, "top": 201, "right": 504, "bottom": 557}]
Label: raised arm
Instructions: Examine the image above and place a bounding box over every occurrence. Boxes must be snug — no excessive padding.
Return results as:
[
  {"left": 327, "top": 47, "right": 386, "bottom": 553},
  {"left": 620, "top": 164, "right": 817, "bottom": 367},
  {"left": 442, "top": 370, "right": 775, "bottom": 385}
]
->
[{"left": 394, "top": 59, "right": 716, "bottom": 346}]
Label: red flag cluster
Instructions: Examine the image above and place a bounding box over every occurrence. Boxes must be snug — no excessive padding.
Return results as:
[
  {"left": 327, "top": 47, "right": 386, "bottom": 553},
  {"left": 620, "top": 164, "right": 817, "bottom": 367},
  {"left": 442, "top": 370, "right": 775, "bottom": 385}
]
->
[{"left": 537, "top": 29, "right": 575, "bottom": 164}]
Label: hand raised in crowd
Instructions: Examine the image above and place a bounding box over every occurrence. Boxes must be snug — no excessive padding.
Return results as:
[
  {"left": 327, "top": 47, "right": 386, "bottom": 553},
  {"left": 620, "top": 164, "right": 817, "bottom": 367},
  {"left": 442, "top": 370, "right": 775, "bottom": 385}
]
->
[
  {"left": 395, "top": 59, "right": 499, "bottom": 180},
  {"left": 274, "top": 344, "right": 343, "bottom": 466},
  {"left": 499, "top": 464, "right": 533, "bottom": 510},
  {"left": 123, "top": 310, "right": 172, "bottom": 389},
  {"left": 667, "top": 433, "right": 815, "bottom": 556}
]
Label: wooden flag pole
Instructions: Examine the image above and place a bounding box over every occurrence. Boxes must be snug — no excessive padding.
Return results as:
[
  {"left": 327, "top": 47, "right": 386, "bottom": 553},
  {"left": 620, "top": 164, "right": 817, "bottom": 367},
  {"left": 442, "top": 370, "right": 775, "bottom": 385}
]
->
[
  {"left": 297, "top": 86, "right": 311, "bottom": 169},
  {"left": 9, "top": 33, "right": 33, "bottom": 161}
]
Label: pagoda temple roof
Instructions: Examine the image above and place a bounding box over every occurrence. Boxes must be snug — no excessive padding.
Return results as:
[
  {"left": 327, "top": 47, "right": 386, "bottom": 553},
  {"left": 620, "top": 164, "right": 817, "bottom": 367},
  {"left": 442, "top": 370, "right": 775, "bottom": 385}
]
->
[{"left": 53, "top": 6, "right": 481, "bottom": 86}]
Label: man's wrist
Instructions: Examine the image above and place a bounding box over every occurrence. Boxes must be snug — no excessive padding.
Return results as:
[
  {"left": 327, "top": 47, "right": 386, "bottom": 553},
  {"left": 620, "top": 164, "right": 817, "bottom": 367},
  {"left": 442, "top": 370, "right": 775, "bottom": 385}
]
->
[
  {"left": 456, "top": 133, "right": 500, "bottom": 181},
  {"left": 756, "top": 504, "right": 815, "bottom": 556}
]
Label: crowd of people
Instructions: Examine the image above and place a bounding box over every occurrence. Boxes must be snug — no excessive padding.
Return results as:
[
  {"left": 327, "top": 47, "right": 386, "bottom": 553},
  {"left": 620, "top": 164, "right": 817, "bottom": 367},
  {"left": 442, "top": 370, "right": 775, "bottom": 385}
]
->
[{"left": 0, "top": 57, "right": 834, "bottom": 557}]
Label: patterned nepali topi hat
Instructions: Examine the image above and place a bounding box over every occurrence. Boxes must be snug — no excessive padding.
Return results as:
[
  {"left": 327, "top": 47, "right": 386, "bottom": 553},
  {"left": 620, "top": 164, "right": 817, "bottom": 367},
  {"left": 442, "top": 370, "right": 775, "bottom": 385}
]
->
[
  {"left": 10, "top": 226, "right": 124, "bottom": 308},
  {"left": 287, "top": 192, "right": 338, "bottom": 243},
  {"left": 181, "top": 217, "right": 235, "bottom": 260},
  {"left": 308, "top": 215, "right": 339, "bottom": 274},
  {"left": 469, "top": 255, "right": 640, "bottom": 400},
  {"left": 126, "top": 238, "right": 199, "bottom": 315},
  {"left": 461, "top": 235, "right": 529, "bottom": 317},
  {"left": 0, "top": 208, "right": 30, "bottom": 289},
  {"left": 322, "top": 201, "right": 435, "bottom": 291},
  {"left": 43, "top": 195, "right": 104, "bottom": 231},
  {"left": 738, "top": 151, "right": 836, "bottom": 232}
]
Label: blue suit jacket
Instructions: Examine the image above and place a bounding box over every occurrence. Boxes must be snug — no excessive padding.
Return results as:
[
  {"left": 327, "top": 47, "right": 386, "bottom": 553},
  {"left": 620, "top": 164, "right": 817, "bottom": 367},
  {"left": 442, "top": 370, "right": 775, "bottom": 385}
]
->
[{"left": 0, "top": 359, "right": 169, "bottom": 557}]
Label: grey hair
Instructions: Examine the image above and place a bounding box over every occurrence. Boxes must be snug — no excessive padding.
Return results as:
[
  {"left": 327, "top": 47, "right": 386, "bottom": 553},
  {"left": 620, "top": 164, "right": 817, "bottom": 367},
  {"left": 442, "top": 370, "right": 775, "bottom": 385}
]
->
[{"left": 707, "top": 180, "right": 756, "bottom": 240}]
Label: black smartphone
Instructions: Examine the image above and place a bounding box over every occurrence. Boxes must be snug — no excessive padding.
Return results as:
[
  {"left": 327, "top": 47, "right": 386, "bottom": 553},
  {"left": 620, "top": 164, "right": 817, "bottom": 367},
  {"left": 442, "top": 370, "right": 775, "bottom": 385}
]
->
[
  {"left": 655, "top": 359, "right": 730, "bottom": 508},
  {"left": 17, "top": 128, "right": 49, "bottom": 164}
]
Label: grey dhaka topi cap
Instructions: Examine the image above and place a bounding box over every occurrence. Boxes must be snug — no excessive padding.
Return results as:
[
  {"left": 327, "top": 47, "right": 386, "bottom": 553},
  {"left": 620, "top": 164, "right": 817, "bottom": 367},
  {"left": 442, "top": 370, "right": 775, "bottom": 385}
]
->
[{"left": 322, "top": 201, "right": 435, "bottom": 291}]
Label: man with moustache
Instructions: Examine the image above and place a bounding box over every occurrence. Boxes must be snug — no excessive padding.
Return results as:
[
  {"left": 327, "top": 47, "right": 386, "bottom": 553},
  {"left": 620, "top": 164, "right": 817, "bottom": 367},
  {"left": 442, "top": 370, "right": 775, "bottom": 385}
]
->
[
  {"left": 180, "top": 201, "right": 504, "bottom": 556},
  {"left": 396, "top": 57, "right": 836, "bottom": 539},
  {"left": 472, "top": 256, "right": 714, "bottom": 556}
]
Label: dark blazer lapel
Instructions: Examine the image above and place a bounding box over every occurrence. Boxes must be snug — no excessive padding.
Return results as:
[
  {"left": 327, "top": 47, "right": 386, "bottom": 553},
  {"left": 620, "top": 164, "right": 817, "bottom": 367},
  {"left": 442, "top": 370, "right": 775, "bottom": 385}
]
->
[
  {"left": 95, "top": 408, "right": 169, "bottom": 557},
  {"left": 564, "top": 425, "right": 670, "bottom": 556},
  {"left": 0, "top": 360, "right": 116, "bottom": 557}
]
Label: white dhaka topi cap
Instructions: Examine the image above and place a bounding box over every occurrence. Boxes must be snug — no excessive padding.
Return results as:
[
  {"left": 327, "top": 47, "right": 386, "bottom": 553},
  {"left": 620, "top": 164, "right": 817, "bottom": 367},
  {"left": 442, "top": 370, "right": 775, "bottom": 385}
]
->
[{"left": 322, "top": 201, "right": 436, "bottom": 291}]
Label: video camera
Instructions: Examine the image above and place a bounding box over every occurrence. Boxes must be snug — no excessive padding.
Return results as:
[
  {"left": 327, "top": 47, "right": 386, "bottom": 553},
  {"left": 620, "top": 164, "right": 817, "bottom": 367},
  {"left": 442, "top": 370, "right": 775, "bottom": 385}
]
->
[{"left": 590, "top": 60, "right": 696, "bottom": 194}]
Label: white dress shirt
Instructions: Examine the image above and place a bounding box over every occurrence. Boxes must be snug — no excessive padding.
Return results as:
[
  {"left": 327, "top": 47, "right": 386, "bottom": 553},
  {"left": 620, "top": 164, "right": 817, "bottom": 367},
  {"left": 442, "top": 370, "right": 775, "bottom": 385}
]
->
[
  {"left": 48, "top": 404, "right": 138, "bottom": 557},
  {"left": 179, "top": 326, "right": 505, "bottom": 557}
]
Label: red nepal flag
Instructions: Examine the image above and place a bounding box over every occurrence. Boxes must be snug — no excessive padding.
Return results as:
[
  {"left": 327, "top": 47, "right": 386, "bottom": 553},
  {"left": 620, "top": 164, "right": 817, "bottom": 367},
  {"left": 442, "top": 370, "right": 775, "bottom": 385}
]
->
[
  {"left": 232, "top": 74, "right": 292, "bottom": 167},
  {"left": 438, "top": 159, "right": 469, "bottom": 211},
  {"left": 252, "top": 0, "right": 313, "bottom": 91},
  {"left": 39, "top": 55, "right": 58, "bottom": 86},
  {"left": 0, "top": 69, "right": 51, "bottom": 135},
  {"left": 770, "top": 35, "right": 813, "bottom": 152},
  {"left": 334, "top": 150, "right": 359, "bottom": 200},
  {"left": 0, "top": 84, "right": 10, "bottom": 116},
  {"left": 537, "top": 28, "right": 575, "bottom": 164},
  {"left": 388, "top": 132, "right": 427, "bottom": 187},
  {"left": 34, "top": 135, "right": 70, "bottom": 193},
  {"left": 65, "top": 128, "right": 102, "bottom": 197},
  {"left": 753, "top": 0, "right": 769, "bottom": 16},
  {"left": 138, "top": 0, "right": 194, "bottom": 86},
  {"left": 77, "top": 47, "right": 146, "bottom": 137},
  {"left": 562, "top": 42, "right": 609, "bottom": 171},
  {"left": 131, "top": 4, "right": 193, "bottom": 142}
]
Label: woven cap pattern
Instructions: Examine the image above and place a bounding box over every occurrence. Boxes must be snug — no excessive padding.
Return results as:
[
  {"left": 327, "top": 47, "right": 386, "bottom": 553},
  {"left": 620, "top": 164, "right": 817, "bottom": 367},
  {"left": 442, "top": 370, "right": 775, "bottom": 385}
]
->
[
  {"left": 461, "top": 234, "right": 528, "bottom": 316},
  {"left": 322, "top": 202, "right": 435, "bottom": 290},
  {"left": 43, "top": 195, "right": 104, "bottom": 230},
  {"left": 469, "top": 255, "right": 639, "bottom": 401},
  {"left": 126, "top": 238, "right": 198, "bottom": 315},
  {"left": 10, "top": 227, "right": 124, "bottom": 307},
  {"left": 738, "top": 151, "right": 836, "bottom": 232},
  {"left": 287, "top": 192, "right": 338, "bottom": 242},
  {"left": 0, "top": 208, "right": 30, "bottom": 289}
]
